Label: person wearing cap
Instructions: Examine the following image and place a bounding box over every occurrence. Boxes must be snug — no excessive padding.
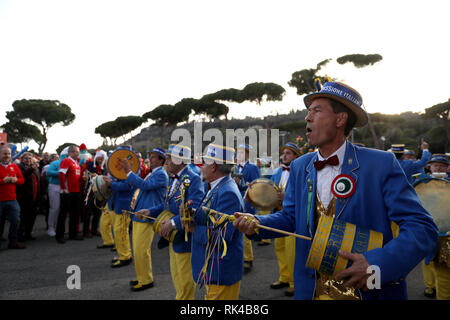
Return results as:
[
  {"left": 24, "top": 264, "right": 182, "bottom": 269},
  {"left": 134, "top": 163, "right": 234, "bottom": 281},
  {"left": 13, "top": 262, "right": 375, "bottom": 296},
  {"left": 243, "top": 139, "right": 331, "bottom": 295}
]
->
[
  {"left": 118, "top": 147, "right": 169, "bottom": 292},
  {"left": 136, "top": 144, "right": 204, "bottom": 300},
  {"left": 234, "top": 144, "right": 260, "bottom": 273},
  {"left": 417, "top": 153, "right": 450, "bottom": 300},
  {"left": 403, "top": 149, "right": 416, "bottom": 161},
  {"left": 389, "top": 140, "right": 431, "bottom": 185},
  {"left": 268, "top": 142, "right": 301, "bottom": 296},
  {"left": 233, "top": 81, "right": 438, "bottom": 300},
  {"left": 103, "top": 146, "right": 136, "bottom": 267},
  {"left": 189, "top": 143, "right": 244, "bottom": 299},
  {"left": 428, "top": 154, "right": 450, "bottom": 180}
]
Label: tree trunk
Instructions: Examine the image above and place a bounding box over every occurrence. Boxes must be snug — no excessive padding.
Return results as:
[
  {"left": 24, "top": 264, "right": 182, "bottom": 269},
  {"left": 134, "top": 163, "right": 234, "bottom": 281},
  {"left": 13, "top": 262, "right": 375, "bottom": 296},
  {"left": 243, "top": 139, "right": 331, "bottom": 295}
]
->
[{"left": 367, "top": 115, "right": 380, "bottom": 149}]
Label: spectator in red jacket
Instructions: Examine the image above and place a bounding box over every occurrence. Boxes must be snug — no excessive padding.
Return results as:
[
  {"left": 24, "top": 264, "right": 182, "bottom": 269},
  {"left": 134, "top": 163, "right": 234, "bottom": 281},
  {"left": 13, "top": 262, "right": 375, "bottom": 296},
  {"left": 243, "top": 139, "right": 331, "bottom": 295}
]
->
[
  {"left": 0, "top": 145, "right": 26, "bottom": 249},
  {"left": 56, "top": 145, "right": 83, "bottom": 243}
]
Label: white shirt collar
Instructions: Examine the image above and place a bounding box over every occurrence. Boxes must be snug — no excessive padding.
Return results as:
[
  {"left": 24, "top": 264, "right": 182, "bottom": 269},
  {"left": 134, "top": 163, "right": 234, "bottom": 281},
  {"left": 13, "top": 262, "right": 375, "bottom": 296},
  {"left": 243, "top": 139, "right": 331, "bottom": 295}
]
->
[
  {"left": 317, "top": 141, "right": 346, "bottom": 169},
  {"left": 209, "top": 176, "right": 226, "bottom": 191},
  {"left": 69, "top": 156, "right": 78, "bottom": 164}
]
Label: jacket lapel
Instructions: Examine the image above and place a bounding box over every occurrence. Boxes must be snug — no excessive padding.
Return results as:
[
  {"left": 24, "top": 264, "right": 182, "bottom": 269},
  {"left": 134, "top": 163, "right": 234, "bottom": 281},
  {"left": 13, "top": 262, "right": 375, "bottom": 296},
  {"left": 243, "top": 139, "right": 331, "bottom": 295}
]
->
[
  {"left": 305, "top": 154, "right": 318, "bottom": 236},
  {"left": 335, "top": 141, "right": 360, "bottom": 219}
]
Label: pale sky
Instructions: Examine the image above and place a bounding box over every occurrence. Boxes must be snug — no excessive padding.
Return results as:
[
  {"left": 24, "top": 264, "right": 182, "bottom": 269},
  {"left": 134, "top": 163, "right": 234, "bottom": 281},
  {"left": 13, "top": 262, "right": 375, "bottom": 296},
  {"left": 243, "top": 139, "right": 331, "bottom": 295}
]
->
[{"left": 1, "top": 0, "right": 449, "bottom": 153}]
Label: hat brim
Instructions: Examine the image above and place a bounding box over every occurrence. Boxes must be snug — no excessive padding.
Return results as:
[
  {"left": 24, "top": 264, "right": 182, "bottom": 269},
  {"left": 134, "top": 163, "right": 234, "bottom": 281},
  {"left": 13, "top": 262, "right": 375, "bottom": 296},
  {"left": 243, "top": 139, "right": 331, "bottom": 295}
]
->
[
  {"left": 202, "top": 155, "right": 236, "bottom": 165},
  {"left": 304, "top": 92, "right": 368, "bottom": 127},
  {"left": 149, "top": 151, "right": 166, "bottom": 159},
  {"left": 280, "top": 145, "right": 300, "bottom": 156},
  {"left": 167, "top": 153, "right": 190, "bottom": 161},
  {"left": 428, "top": 160, "right": 449, "bottom": 165}
]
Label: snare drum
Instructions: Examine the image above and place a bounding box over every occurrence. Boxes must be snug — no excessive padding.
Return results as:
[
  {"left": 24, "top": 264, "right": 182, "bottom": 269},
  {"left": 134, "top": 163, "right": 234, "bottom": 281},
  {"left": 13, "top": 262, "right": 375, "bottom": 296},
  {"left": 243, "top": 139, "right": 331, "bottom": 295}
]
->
[
  {"left": 306, "top": 215, "right": 383, "bottom": 277},
  {"left": 90, "top": 175, "right": 112, "bottom": 201},
  {"left": 153, "top": 210, "right": 183, "bottom": 244},
  {"left": 246, "top": 178, "right": 281, "bottom": 211}
]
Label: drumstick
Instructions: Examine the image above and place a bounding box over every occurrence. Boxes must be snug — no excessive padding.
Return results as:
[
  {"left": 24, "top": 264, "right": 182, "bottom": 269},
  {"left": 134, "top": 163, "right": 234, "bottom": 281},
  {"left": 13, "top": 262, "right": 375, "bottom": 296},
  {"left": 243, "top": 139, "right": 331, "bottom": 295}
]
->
[
  {"left": 122, "top": 210, "right": 156, "bottom": 221},
  {"left": 201, "top": 206, "right": 312, "bottom": 241}
]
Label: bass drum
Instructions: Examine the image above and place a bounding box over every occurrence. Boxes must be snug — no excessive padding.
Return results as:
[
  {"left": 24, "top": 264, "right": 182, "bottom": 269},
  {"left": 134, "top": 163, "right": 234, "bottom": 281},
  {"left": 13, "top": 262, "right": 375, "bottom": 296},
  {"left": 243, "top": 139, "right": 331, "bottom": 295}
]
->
[
  {"left": 414, "top": 177, "right": 450, "bottom": 236},
  {"left": 245, "top": 178, "right": 281, "bottom": 211},
  {"left": 107, "top": 147, "right": 140, "bottom": 180}
]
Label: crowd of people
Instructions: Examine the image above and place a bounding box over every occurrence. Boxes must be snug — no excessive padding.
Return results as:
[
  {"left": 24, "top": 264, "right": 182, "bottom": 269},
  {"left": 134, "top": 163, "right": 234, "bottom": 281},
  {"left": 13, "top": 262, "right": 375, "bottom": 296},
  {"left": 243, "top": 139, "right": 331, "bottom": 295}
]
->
[{"left": 0, "top": 82, "right": 449, "bottom": 301}]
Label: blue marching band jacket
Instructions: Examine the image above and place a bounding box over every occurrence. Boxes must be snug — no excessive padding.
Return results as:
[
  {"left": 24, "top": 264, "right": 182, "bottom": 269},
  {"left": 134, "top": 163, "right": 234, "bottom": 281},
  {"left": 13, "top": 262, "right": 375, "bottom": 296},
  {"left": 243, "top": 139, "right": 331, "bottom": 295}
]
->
[
  {"left": 192, "top": 176, "right": 244, "bottom": 286},
  {"left": 253, "top": 141, "right": 438, "bottom": 300},
  {"left": 147, "top": 165, "right": 204, "bottom": 253}
]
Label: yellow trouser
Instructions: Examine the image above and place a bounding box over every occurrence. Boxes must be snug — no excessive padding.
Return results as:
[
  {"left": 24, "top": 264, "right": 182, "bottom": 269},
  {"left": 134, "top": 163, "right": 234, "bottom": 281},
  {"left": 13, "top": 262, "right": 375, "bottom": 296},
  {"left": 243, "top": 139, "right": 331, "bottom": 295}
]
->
[
  {"left": 169, "top": 243, "right": 196, "bottom": 300},
  {"left": 99, "top": 205, "right": 114, "bottom": 246},
  {"left": 422, "top": 260, "right": 436, "bottom": 289},
  {"left": 113, "top": 214, "right": 131, "bottom": 260},
  {"left": 434, "top": 263, "right": 450, "bottom": 300},
  {"left": 274, "top": 236, "right": 296, "bottom": 288},
  {"left": 205, "top": 281, "right": 241, "bottom": 300},
  {"left": 244, "top": 235, "right": 253, "bottom": 262},
  {"left": 132, "top": 221, "right": 155, "bottom": 285}
]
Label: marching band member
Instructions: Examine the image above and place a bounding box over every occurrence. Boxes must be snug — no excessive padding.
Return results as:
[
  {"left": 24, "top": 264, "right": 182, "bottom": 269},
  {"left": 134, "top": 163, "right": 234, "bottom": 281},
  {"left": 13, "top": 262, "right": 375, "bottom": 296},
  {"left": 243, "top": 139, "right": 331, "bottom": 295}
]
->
[
  {"left": 190, "top": 143, "right": 244, "bottom": 300},
  {"left": 389, "top": 140, "right": 430, "bottom": 184},
  {"left": 234, "top": 81, "right": 438, "bottom": 300},
  {"left": 136, "top": 144, "right": 204, "bottom": 300},
  {"left": 103, "top": 146, "right": 136, "bottom": 268},
  {"left": 269, "top": 142, "right": 301, "bottom": 296},
  {"left": 234, "top": 144, "right": 260, "bottom": 273},
  {"left": 121, "top": 148, "right": 169, "bottom": 292},
  {"left": 419, "top": 154, "right": 450, "bottom": 300}
]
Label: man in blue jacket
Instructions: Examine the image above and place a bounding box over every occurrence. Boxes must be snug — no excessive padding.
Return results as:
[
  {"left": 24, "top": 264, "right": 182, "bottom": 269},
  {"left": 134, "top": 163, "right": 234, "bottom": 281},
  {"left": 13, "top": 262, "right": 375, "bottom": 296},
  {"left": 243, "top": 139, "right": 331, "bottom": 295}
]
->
[
  {"left": 190, "top": 143, "right": 244, "bottom": 300},
  {"left": 103, "top": 146, "right": 136, "bottom": 268},
  {"left": 120, "top": 147, "right": 169, "bottom": 291},
  {"left": 234, "top": 81, "right": 438, "bottom": 300},
  {"left": 234, "top": 144, "right": 260, "bottom": 273},
  {"left": 137, "top": 144, "right": 204, "bottom": 300},
  {"left": 389, "top": 141, "right": 431, "bottom": 184}
]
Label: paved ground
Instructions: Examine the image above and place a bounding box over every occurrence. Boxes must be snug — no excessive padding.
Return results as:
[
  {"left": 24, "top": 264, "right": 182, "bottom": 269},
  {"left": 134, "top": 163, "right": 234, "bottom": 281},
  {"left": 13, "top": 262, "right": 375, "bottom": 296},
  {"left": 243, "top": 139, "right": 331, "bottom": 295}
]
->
[{"left": 0, "top": 214, "right": 431, "bottom": 300}]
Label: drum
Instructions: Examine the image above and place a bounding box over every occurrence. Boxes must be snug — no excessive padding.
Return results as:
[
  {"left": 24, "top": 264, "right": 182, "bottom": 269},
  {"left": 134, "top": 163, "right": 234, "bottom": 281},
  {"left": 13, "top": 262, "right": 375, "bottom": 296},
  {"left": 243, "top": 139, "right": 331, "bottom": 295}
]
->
[
  {"left": 245, "top": 178, "right": 281, "bottom": 211},
  {"left": 306, "top": 215, "right": 383, "bottom": 277},
  {"left": 90, "top": 175, "right": 112, "bottom": 201},
  {"left": 153, "top": 210, "right": 183, "bottom": 244},
  {"left": 414, "top": 177, "right": 450, "bottom": 236},
  {"left": 107, "top": 148, "right": 140, "bottom": 180}
]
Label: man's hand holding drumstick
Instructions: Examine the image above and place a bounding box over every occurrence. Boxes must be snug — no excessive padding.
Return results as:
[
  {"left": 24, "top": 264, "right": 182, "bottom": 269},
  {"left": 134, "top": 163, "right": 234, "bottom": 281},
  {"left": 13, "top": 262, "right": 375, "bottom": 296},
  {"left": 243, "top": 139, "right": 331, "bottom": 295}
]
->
[{"left": 232, "top": 212, "right": 260, "bottom": 236}]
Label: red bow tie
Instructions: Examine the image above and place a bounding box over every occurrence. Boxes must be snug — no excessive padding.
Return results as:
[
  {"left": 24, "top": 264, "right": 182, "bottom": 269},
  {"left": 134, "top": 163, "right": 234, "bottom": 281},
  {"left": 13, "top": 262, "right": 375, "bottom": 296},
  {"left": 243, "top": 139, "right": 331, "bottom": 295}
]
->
[
  {"left": 282, "top": 166, "right": 290, "bottom": 172},
  {"left": 313, "top": 155, "right": 339, "bottom": 170}
]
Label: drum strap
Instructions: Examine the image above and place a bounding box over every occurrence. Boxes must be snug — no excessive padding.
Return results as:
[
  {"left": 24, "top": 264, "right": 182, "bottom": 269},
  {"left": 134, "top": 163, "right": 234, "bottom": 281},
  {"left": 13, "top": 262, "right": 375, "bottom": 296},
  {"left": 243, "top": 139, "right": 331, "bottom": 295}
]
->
[
  {"left": 130, "top": 188, "right": 140, "bottom": 211},
  {"left": 313, "top": 195, "right": 359, "bottom": 300}
]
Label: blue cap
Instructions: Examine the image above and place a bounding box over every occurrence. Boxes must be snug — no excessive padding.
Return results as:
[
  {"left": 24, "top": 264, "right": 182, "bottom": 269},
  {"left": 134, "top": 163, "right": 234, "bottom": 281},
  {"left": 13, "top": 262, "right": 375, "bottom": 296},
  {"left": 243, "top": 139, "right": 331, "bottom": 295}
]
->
[
  {"left": 304, "top": 81, "right": 367, "bottom": 127},
  {"left": 203, "top": 144, "right": 236, "bottom": 165},
  {"left": 428, "top": 154, "right": 449, "bottom": 165},
  {"left": 150, "top": 147, "right": 166, "bottom": 159}
]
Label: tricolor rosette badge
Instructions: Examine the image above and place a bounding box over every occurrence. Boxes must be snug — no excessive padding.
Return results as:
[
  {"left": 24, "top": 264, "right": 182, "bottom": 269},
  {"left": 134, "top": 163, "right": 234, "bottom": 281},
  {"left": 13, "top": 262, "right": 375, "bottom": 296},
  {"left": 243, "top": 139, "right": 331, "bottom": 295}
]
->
[{"left": 331, "top": 174, "right": 356, "bottom": 199}]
